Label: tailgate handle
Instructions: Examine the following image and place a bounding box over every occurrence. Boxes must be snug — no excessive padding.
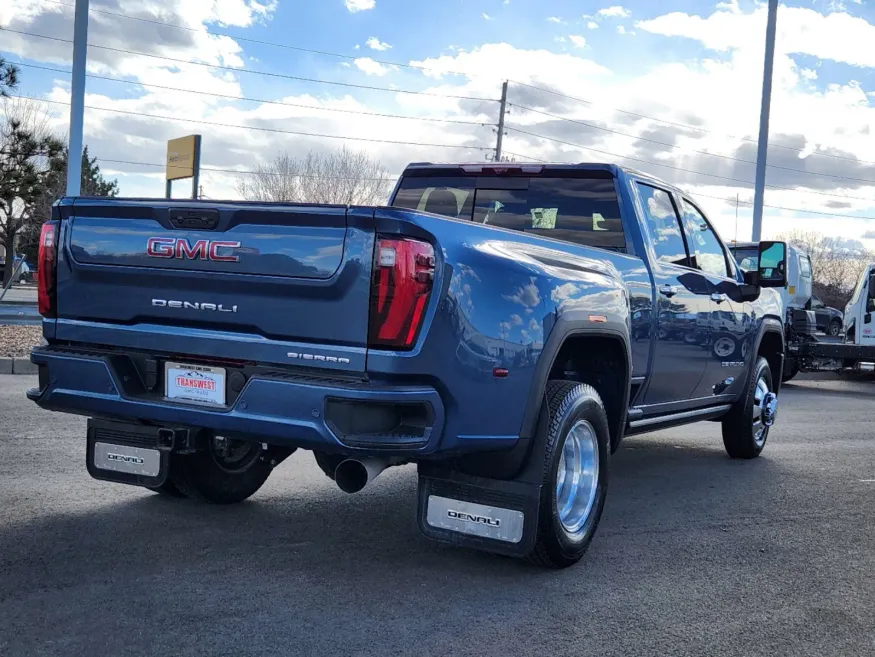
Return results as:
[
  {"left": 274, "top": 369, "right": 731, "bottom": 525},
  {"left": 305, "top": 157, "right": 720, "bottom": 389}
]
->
[{"left": 169, "top": 208, "right": 220, "bottom": 231}]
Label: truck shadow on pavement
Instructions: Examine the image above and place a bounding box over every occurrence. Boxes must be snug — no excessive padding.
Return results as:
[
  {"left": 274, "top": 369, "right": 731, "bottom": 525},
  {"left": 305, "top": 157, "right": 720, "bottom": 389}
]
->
[
  {"left": 0, "top": 438, "right": 795, "bottom": 657},
  {"left": 0, "top": 438, "right": 783, "bottom": 587}
]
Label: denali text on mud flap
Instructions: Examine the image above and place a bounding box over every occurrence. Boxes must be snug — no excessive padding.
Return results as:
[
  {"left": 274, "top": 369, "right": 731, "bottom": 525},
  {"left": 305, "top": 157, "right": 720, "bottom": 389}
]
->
[
  {"left": 152, "top": 299, "right": 238, "bottom": 313},
  {"left": 106, "top": 453, "right": 145, "bottom": 465},
  {"left": 447, "top": 510, "right": 501, "bottom": 527},
  {"left": 146, "top": 237, "right": 242, "bottom": 262}
]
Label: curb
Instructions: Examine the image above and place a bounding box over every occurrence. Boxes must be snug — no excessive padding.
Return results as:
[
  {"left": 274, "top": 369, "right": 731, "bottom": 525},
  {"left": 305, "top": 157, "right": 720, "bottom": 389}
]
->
[{"left": 0, "top": 357, "right": 38, "bottom": 375}]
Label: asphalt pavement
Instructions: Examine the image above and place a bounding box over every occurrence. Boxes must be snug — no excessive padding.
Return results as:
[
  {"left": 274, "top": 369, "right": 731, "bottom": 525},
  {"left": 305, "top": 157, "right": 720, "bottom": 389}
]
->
[{"left": 1, "top": 374, "right": 874, "bottom": 657}]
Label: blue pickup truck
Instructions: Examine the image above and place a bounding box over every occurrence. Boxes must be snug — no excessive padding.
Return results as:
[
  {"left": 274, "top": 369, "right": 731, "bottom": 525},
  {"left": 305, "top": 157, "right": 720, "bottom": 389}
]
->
[{"left": 28, "top": 162, "right": 787, "bottom": 568}]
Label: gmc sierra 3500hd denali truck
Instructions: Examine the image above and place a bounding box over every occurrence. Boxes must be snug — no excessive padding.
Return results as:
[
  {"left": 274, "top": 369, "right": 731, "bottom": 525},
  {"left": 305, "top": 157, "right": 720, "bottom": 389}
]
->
[{"left": 28, "top": 162, "right": 788, "bottom": 569}]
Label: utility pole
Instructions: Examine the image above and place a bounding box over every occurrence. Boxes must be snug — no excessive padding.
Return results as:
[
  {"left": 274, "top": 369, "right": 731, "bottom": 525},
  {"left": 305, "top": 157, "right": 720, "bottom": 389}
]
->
[
  {"left": 494, "top": 81, "right": 508, "bottom": 162},
  {"left": 751, "top": 0, "right": 778, "bottom": 242},
  {"left": 66, "top": 0, "right": 90, "bottom": 197}
]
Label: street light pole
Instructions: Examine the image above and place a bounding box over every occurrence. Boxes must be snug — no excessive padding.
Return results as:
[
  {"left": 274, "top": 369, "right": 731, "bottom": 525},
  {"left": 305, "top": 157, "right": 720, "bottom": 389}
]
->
[
  {"left": 66, "top": 0, "right": 90, "bottom": 197},
  {"left": 751, "top": 0, "right": 778, "bottom": 242}
]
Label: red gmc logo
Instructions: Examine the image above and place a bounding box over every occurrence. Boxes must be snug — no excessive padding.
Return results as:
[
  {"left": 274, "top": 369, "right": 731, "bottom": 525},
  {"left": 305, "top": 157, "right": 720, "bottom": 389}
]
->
[{"left": 146, "top": 237, "right": 241, "bottom": 262}]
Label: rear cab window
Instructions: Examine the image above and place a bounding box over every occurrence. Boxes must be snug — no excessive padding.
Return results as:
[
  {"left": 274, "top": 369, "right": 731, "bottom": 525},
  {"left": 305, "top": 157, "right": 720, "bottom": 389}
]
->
[{"left": 391, "top": 171, "right": 627, "bottom": 251}]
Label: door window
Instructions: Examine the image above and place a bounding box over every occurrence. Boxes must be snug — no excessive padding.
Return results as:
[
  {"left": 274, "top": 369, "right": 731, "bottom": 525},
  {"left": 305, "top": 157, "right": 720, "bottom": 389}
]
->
[
  {"left": 636, "top": 183, "right": 689, "bottom": 267},
  {"left": 679, "top": 200, "right": 730, "bottom": 278}
]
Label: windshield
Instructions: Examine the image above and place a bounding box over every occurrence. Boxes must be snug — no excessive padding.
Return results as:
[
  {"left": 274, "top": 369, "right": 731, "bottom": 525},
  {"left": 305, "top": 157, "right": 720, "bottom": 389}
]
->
[
  {"left": 730, "top": 247, "right": 758, "bottom": 273},
  {"left": 392, "top": 174, "right": 626, "bottom": 251}
]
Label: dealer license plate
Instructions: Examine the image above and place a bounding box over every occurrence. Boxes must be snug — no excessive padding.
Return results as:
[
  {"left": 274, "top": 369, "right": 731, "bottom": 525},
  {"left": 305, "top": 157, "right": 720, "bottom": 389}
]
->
[{"left": 165, "top": 361, "right": 226, "bottom": 405}]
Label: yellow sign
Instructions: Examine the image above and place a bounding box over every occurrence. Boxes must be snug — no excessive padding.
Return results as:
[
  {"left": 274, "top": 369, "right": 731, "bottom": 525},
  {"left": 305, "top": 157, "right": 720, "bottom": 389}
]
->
[{"left": 165, "top": 135, "right": 198, "bottom": 181}]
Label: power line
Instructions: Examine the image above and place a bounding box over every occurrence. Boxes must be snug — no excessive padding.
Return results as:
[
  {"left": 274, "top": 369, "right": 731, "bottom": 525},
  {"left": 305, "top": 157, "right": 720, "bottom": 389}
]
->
[
  {"left": 14, "top": 62, "right": 491, "bottom": 128},
  {"left": 509, "top": 79, "right": 875, "bottom": 167},
  {"left": 40, "top": 0, "right": 480, "bottom": 80},
  {"left": 509, "top": 103, "right": 875, "bottom": 202},
  {"left": 0, "top": 28, "right": 498, "bottom": 102},
  {"left": 504, "top": 126, "right": 875, "bottom": 220},
  {"left": 691, "top": 190, "right": 875, "bottom": 220},
  {"left": 16, "top": 95, "right": 494, "bottom": 152}
]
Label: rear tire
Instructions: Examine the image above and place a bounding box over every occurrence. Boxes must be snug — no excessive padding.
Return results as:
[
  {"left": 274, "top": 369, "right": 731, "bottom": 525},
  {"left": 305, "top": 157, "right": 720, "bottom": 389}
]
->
[
  {"left": 525, "top": 381, "right": 610, "bottom": 569},
  {"left": 171, "top": 436, "right": 276, "bottom": 504},
  {"left": 721, "top": 357, "right": 776, "bottom": 459},
  {"left": 827, "top": 319, "right": 842, "bottom": 337}
]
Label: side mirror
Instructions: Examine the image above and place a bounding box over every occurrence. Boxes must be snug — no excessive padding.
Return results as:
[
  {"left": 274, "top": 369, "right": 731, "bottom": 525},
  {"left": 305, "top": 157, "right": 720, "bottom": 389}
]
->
[
  {"left": 757, "top": 241, "right": 787, "bottom": 288},
  {"left": 868, "top": 274, "right": 875, "bottom": 300}
]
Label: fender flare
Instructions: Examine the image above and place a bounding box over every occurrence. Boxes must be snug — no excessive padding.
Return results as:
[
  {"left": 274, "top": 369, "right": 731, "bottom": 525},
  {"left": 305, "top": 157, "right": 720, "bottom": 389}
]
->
[
  {"left": 519, "top": 313, "right": 632, "bottom": 444},
  {"left": 752, "top": 316, "right": 786, "bottom": 393}
]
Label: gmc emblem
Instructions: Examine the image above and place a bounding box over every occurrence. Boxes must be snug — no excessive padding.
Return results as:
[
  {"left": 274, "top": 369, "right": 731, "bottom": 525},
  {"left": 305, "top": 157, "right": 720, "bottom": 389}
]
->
[{"left": 146, "top": 237, "right": 241, "bottom": 262}]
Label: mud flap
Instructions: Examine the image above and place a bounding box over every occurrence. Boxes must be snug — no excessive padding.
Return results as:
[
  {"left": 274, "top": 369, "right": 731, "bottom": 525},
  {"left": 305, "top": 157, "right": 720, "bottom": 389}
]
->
[
  {"left": 85, "top": 418, "right": 192, "bottom": 489},
  {"left": 417, "top": 463, "right": 541, "bottom": 558}
]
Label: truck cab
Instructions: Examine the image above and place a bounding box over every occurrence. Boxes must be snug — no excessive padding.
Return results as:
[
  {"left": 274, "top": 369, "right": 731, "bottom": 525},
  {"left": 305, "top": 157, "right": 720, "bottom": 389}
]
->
[{"left": 844, "top": 263, "right": 875, "bottom": 347}]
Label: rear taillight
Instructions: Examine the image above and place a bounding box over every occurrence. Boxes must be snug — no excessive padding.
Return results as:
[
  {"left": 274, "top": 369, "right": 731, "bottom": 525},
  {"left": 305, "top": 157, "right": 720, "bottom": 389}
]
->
[
  {"left": 368, "top": 236, "right": 435, "bottom": 350},
  {"left": 37, "top": 222, "right": 58, "bottom": 317}
]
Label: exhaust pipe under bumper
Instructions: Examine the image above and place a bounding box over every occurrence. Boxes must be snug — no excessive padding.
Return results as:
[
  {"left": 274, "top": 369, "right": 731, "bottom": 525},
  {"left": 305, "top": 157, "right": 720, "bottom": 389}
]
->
[{"left": 334, "top": 457, "right": 391, "bottom": 494}]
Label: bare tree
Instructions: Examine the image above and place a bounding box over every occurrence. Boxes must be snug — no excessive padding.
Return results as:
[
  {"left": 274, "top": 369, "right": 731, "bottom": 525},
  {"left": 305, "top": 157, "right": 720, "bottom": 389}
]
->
[
  {"left": 237, "top": 146, "right": 393, "bottom": 205},
  {"left": 1, "top": 97, "right": 63, "bottom": 284},
  {"left": 777, "top": 229, "right": 875, "bottom": 308}
]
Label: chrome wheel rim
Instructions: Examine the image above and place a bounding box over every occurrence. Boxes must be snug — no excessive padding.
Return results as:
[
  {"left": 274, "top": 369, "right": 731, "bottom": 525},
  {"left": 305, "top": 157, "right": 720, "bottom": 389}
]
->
[
  {"left": 751, "top": 378, "right": 776, "bottom": 447},
  {"left": 555, "top": 420, "right": 600, "bottom": 536}
]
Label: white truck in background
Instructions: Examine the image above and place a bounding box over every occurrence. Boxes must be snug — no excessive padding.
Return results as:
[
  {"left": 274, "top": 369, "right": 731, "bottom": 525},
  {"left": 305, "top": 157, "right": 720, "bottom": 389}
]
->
[
  {"left": 843, "top": 263, "right": 875, "bottom": 348},
  {"left": 731, "top": 243, "right": 875, "bottom": 381}
]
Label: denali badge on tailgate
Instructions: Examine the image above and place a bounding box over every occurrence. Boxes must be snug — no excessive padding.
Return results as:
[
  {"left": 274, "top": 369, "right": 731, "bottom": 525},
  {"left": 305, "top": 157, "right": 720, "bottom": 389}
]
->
[
  {"left": 152, "top": 299, "right": 238, "bottom": 313},
  {"left": 146, "top": 237, "right": 241, "bottom": 262}
]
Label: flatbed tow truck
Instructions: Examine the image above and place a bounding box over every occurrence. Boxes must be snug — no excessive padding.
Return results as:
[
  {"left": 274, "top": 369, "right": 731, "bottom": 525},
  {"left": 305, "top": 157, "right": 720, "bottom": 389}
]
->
[{"left": 731, "top": 243, "right": 875, "bottom": 381}]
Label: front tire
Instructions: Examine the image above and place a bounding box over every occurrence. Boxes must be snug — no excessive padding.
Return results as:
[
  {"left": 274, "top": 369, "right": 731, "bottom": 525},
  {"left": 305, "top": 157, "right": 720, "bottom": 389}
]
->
[
  {"left": 171, "top": 435, "right": 277, "bottom": 504},
  {"left": 526, "top": 381, "right": 610, "bottom": 569},
  {"left": 721, "top": 357, "right": 777, "bottom": 459}
]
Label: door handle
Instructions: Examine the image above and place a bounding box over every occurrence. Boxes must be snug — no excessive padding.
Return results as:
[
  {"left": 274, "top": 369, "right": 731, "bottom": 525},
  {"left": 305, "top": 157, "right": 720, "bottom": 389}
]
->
[
  {"left": 711, "top": 292, "right": 727, "bottom": 303},
  {"left": 659, "top": 284, "right": 677, "bottom": 297}
]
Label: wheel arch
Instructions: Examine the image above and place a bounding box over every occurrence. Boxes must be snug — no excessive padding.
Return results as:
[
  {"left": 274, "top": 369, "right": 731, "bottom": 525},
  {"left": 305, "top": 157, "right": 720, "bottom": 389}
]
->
[
  {"left": 753, "top": 317, "right": 785, "bottom": 395},
  {"left": 520, "top": 318, "right": 632, "bottom": 452}
]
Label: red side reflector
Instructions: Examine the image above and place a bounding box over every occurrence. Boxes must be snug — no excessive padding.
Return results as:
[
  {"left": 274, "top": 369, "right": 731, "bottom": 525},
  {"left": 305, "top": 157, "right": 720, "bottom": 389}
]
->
[
  {"left": 37, "top": 222, "right": 58, "bottom": 318},
  {"left": 368, "top": 237, "right": 435, "bottom": 350},
  {"left": 492, "top": 367, "right": 509, "bottom": 378}
]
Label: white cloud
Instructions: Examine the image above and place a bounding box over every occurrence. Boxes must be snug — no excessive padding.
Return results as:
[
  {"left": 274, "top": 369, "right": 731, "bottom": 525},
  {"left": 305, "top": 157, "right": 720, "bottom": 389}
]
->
[
  {"left": 547, "top": 16, "right": 565, "bottom": 24},
  {"left": 616, "top": 25, "right": 629, "bottom": 34},
  {"left": 554, "top": 36, "right": 567, "bottom": 43},
  {"left": 366, "top": 37, "right": 392, "bottom": 51},
  {"left": 598, "top": 6, "right": 631, "bottom": 18},
  {"left": 345, "top": 0, "right": 375, "bottom": 12},
  {"left": 636, "top": 5, "right": 875, "bottom": 68},
  {"left": 354, "top": 44, "right": 361, "bottom": 50},
  {"left": 569, "top": 35, "right": 587, "bottom": 48},
  {"left": 587, "top": 21, "right": 599, "bottom": 29},
  {"left": 482, "top": 12, "right": 492, "bottom": 20},
  {"left": 800, "top": 68, "right": 818, "bottom": 80},
  {"left": 353, "top": 57, "right": 391, "bottom": 76}
]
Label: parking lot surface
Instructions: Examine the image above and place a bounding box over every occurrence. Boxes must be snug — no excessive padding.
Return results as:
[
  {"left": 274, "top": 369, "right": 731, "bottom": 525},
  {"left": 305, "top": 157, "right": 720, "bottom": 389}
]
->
[{"left": 1, "top": 374, "right": 874, "bottom": 657}]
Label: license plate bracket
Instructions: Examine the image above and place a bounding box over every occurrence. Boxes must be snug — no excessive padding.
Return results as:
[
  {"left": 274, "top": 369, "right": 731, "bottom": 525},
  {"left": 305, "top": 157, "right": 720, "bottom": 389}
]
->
[{"left": 165, "top": 361, "right": 226, "bottom": 405}]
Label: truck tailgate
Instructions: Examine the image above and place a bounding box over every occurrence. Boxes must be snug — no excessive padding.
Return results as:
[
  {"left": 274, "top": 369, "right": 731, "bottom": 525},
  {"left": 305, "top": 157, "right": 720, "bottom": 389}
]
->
[{"left": 56, "top": 199, "right": 375, "bottom": 371}]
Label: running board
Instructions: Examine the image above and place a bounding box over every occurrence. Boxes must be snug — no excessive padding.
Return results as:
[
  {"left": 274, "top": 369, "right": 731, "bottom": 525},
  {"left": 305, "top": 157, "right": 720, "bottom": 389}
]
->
[{"left": 626, "top": 404, "right": 732, "bottom": 433}]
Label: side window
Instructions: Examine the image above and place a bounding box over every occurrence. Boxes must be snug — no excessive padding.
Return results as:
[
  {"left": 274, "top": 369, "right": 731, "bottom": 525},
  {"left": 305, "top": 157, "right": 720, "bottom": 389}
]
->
[
  {"left": 636, "top": 183, "right": 689, "bottom": 267},
  {"left": 679, "top": 200, "right": 730, "bottom": 278},
  {"left": 800, "top": 255, "right": 812, "bottom": 279}
]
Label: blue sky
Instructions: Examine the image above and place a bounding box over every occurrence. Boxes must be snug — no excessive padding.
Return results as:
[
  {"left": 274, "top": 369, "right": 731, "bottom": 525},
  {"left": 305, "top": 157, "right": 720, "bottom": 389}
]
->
[{"left": 3, "top": 0, "right": 875, "bottom": 250}]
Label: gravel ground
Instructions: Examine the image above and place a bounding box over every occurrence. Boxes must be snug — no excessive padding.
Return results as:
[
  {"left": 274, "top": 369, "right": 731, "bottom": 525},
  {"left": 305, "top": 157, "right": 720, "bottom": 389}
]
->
[
  {"left": 0, "top": 325, "right": 44, "bottom": 357},
  {"left": 1, "top": 374, "right": 874, "bottom": 656}
]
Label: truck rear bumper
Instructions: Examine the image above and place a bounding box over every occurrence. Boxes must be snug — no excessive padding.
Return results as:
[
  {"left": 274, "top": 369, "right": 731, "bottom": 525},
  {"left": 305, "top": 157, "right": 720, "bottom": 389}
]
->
[{"left": 28, "top": 347, "right": 453, "bottom": 456}]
